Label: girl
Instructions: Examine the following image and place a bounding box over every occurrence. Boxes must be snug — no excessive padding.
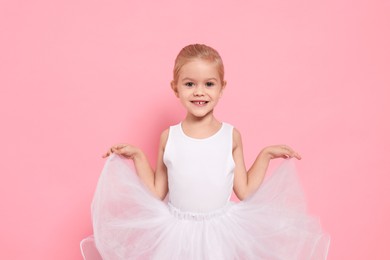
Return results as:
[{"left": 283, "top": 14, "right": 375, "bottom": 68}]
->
[{"left": 81, "top": 44, "right": 330, "bottom": 259}]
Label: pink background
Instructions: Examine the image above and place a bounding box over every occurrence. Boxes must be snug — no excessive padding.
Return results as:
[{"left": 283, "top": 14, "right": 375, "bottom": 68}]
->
[{"left": 1, "top": 0, "right": 389, "bottom": 259}]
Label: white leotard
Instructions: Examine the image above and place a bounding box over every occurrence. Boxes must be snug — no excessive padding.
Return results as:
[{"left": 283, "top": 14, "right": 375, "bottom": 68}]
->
[{"left": 163, "top": 122, "right": 235, "bottom": 212}]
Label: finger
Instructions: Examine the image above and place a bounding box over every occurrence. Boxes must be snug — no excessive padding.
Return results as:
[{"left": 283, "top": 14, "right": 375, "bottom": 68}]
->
[
  {"left": 111, "top": 147, "right": 124, "bottom": 156},
  {"left": 280, "top": 146, "right": 290, "bottom": 158},
  {"left": 115, "top": 145, "right": 128, "bottom": 153},
  {"left": 110, "top": 148, "right": 118, "bottom": 155},
  {"left": 103, "top": 147, "right": 115, "bottom": 158},
  {"left": 102, "top": 151, "right": 110, "bottom": 158},
  {"left": 282, "top": 146, "right": 300, "bottom": 159},
  {"left": 288, "top": 150, "right": 301, "bottom": 160},
  {"left": 113, "top": 146, "right": 122, "bottom": 152},
  {"left": 294, "top": 152, "right": 302, "bottom": 160}
]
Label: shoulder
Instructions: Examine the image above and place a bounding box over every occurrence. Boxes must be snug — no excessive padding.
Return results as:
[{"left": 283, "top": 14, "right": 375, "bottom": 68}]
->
[
  {"left": 160, "top": 122, "right": 182, "bottom": 148},
  {"left": 232, "top": 127, "right": 243, "bottom": 150},
  {"left": 223, "top": 122, "right": 242, "bottom": 149},
  {"left": 161, "top": 128, "right": 169, "bottom": 139},
  {"left": 159, "top": 128, "right": 170, "bottom": 150}
]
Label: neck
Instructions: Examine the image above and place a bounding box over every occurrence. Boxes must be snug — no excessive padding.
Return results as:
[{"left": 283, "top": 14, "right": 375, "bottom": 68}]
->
[
  {"left": 181, "top": 113, "right": 222, "bottom": 139},
  {"left": 183, "top": 113, "right": 218, "bottom": 127}
]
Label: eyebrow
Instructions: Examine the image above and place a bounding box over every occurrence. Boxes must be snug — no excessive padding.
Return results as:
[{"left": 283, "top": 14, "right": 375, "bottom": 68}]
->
[{"left": 181, "top": 77, "right": 218, "bottom": 82}]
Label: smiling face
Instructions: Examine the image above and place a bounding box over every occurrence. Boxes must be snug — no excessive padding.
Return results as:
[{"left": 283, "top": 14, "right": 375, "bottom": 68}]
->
[{"left": 172, "top": 58, "right": 226, "bottom": 119}]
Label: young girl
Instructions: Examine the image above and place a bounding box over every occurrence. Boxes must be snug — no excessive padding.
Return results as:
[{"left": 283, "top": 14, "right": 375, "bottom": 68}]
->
[{"left": 81, "top": 44, "right": 330, "bottom": 259}]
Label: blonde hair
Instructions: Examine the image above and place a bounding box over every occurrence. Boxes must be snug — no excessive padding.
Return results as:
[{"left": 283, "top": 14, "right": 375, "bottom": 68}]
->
[{"left": 172, "top": 44, "right": 225, "bottom": 85}]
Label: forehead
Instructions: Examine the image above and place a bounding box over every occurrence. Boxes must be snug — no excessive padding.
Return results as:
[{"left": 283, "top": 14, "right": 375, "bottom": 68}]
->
[{"left": 178, "top": 59, "right": 219, "bottom": 79}]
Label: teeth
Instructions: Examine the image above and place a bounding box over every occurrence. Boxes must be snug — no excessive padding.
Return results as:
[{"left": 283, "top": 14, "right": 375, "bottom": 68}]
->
[{"left": 193, "top": 101, "right": 207, "bottom": 105}]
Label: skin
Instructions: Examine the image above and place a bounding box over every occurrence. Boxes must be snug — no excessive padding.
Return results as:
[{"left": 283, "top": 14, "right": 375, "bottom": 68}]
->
[{"left": 103, "top": 58, "right": 301, "bottom": 200}]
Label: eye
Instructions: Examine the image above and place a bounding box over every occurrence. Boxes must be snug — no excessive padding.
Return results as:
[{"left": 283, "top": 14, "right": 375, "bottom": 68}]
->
[
  {"left": 205, "top": 82, "right": 215, "bottom": 87},
  {"left": 185, "top": 82, "right": 195, "bottom": 87}
]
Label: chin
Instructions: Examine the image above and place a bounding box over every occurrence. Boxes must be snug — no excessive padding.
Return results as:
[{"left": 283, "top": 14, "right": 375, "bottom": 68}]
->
[{"left": 192, "top": 110, "right": 214, "bottom": 118}]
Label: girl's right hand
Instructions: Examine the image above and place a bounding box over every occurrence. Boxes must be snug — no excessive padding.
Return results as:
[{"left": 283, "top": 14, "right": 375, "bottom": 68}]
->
[{"left": 102, "top": 144, "right": 140, "bottom": 159}]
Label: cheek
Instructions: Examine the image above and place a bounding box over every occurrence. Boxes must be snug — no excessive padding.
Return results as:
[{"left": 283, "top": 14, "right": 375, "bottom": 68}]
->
[{"left": 213, "top": 88, "right": 223, "bottom": 98}]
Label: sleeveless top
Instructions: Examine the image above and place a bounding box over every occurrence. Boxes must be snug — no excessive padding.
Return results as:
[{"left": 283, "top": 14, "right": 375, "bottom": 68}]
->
[{"left": 163, "top": 122, "right": 236, "bottom": 213}]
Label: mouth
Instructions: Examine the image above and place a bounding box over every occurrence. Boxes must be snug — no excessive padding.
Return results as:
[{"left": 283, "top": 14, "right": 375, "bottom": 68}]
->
[{"left": 191, "top": 101, "right": 209, "bottom": 106}]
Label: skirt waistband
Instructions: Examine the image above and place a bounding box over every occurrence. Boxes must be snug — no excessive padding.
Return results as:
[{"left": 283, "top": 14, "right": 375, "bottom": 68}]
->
[{"left": 168, "top": 202, "right": 233, "bottom": 221}]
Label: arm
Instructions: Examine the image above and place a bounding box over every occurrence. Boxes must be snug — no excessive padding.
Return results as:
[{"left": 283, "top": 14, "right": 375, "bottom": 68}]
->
[
  {"left": 104, "top": 129, "right": 169, "bottom": 200},
  {"left": 232, "top": 128, "right": 301, "bottom": 200}
]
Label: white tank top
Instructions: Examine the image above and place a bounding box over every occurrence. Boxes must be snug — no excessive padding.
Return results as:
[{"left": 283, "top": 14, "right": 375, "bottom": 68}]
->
[{"left": 163, "top": 122, "right": 236, "bottom": 213}]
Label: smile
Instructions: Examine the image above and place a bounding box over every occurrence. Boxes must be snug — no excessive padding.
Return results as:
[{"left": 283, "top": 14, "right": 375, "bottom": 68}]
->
[{"left": 191, "top": 101, "right": 209, "bottom": 106}]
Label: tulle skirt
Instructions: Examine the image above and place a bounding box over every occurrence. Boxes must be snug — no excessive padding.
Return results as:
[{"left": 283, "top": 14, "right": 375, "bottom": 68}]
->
[{"left": 81, "top": 154, "right": 330, "bottom": 260}]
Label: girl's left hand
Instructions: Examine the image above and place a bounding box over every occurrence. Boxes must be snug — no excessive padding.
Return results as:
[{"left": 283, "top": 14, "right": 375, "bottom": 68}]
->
[{"left": 262, "top": 145, "right": 302, "bottom": 160}]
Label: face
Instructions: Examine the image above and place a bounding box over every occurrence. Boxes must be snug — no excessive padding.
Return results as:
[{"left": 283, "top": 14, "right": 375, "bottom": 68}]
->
[{"left": 172, "top": 59, "right": 226, "bottom": 119}]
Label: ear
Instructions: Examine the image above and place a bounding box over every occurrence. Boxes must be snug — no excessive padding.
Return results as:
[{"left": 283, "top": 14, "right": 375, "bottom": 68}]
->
[
  {"left": 171, "top": 80, "right": 179, "bottom": 97},
  {"left": 222, "top": 80, "right": 227, "bottom": 89},
  {"left": 220, "top": 80, "right": 227, "bottom": 97}
]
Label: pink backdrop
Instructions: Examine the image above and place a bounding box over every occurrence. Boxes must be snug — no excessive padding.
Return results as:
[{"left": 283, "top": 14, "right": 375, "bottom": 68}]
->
[{"left": 1, "top": 0, "right": 389, "bottom": 259}]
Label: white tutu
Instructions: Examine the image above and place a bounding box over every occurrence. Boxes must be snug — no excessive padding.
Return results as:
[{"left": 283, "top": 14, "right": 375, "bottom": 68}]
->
[{"left": 81, "top": 154, "right": 329, "bottom": 260}]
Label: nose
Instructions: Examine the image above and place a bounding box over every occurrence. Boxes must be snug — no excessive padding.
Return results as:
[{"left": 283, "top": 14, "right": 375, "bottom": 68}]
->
[{"left": 193, "top": 86, "right": 205, "bottom": 96}]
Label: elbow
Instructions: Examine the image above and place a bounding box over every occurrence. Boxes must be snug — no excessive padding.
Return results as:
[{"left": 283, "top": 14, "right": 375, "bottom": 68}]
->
[
  {"left": 235, "top": 184, "right": 258, "bottom": 201},
  {"left": 155, "top": 188, "right": 168, "bottom": 201},
  {"left": 157, "top": 192, "right": 166, "bottom": 201},
  {"left": 236, "top": 194, "right": 245, "bottom": 201},
  {"left": 235, "top": 189, "right": 249, "bottom": 201}
]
